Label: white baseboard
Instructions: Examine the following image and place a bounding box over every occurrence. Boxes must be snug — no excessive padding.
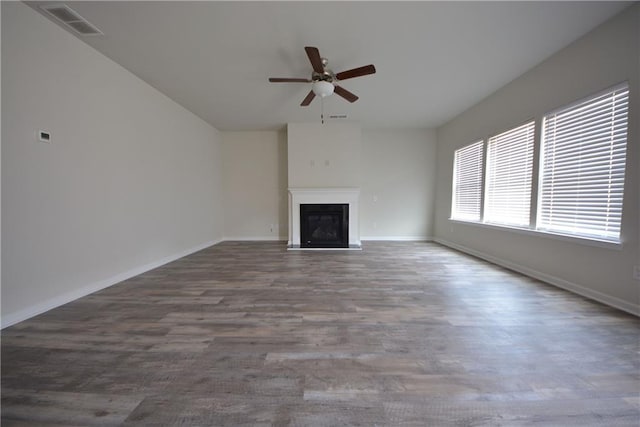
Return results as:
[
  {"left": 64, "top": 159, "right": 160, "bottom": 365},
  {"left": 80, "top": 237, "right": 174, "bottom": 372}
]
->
[
  {"left": 361, "top": 236, "right": 433, "bottom": 242},
  {"left": 222, "top": 236, "right": 287, "bottom": 242},
  {"left": 434, "top": 237, "right": 639, "bottom": 317},
  {"left": 226, "top": 236, "right": 432, "bottom": 243},
  {"left": 1, "top": 239, "right": 222, "bottom": 328}
]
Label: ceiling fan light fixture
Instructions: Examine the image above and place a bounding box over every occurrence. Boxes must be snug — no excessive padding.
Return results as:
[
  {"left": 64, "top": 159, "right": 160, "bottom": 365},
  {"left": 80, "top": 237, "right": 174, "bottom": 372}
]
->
[{"left": 312, "top": 80, "right": 334, "bottom": 98}]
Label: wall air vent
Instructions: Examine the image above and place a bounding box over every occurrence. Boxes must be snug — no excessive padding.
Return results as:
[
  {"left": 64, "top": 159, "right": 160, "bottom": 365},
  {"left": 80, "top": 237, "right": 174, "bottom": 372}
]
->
[{"left": 39, "top": 4, "right": 103, "bottom": 36}]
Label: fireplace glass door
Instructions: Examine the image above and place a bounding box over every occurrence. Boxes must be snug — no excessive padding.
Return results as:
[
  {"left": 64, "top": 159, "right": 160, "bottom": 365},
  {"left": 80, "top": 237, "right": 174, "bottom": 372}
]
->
[{"left": 300, "top": 204, "right": 349, "bottom": 248}]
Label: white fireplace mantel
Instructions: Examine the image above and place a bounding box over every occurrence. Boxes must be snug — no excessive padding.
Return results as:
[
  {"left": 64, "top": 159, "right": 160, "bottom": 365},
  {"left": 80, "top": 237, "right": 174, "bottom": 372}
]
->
[{"left": 288, "top": 187, "right": 361, "bottom": 249}]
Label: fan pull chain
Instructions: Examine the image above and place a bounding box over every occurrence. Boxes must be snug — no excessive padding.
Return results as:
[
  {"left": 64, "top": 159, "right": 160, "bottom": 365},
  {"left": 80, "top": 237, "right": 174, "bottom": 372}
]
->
[{"left": 321, "top": 96, "right": 325, "bottom": 124}]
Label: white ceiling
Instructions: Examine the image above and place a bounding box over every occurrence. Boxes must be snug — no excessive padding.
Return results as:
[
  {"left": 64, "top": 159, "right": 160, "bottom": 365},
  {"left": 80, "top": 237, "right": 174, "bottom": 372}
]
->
[{"left": 28, "top": 1, "right": 631, "bottom": 131}]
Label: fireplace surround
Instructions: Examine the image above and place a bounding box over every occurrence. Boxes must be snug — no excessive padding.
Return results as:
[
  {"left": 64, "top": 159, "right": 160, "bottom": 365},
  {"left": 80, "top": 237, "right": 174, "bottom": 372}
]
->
[{"left": 288, "top": 187, "right": 361, "bottom": 250}]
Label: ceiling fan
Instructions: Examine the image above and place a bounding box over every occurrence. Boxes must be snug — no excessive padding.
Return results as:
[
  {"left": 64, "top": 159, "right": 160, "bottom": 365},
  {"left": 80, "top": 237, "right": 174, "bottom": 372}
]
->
[{"left": 269, "top": 46, "right": 376, "bottom": 106}]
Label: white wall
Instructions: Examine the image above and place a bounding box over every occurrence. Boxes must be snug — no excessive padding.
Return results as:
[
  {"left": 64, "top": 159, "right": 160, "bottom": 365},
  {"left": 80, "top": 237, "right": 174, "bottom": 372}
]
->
[
  {"left": 1, "top": 2, "right": 224, "bottom": 326},
  {"left": 287, "top": 122, "right": 361, "bottom": 188},
  {"left": 361, "top": 128, "right": 437, "bottom": 240},
  {"left": 220, "top": 126, "right": 436, "bottom": 242},
  {"left": 433, "top": 5, "right": 640, "bottom": 314},
  {"left": 222, "top": 130, "right": 288, "bottom": 240}
]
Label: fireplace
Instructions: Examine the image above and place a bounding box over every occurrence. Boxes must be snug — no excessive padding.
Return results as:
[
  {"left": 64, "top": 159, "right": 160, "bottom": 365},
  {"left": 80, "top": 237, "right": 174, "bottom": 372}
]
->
[
  {"left": 300, "top": 204, "right": 349, "bottom": 248},
  {"left": 287, "top": 187, "right": 361, "bottom": 250}
]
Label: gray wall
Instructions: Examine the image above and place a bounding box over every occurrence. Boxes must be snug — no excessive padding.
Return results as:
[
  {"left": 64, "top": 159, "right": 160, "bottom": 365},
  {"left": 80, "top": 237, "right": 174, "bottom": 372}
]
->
[
  {"left": 222, "top": 130, "right": 288, "bottom": 240},
  {"left": 433, "top": 5, "right": 640, "bottom": 314},
  {"left": 2, "top": 2, "right": 225, "bottom": 325},
  {"left": 360, "top": 128, "right": 437, "bottom": 240}
]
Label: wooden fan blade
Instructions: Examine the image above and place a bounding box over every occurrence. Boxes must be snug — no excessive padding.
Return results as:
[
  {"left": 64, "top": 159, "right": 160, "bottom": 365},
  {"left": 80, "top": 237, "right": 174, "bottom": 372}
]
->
[
  {"left": 301, "top": 90, "right": 316, "bottom": 106},
  {"left": 269, "top": 78, "right": 311, "bottom": 83},
  {"left": 305, "top": 46, "right": 324, "bottom": 73},
  {"left": 334, "top": 85, "right": 359, "bottom": 103},
  {"left": 335, "top": 64, "right": 376, "bottom": 81}
]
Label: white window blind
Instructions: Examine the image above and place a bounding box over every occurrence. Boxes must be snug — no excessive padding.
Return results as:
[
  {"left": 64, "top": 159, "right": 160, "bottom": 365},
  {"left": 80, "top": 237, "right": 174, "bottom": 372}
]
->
[
  {"left": 451, "top": 141, "right": 484, "bottom": 221},
  {"left": 484, "top": 121, "right": 535, "bottom": 227},
  {"left": 538, "top": 84, "right": 628, "bottom": 242}
]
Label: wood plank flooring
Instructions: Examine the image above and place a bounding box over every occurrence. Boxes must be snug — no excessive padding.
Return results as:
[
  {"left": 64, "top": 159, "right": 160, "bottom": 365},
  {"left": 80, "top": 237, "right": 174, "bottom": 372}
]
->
[{"left": 2, "top": 241, "right": 639, "bottom": 426}]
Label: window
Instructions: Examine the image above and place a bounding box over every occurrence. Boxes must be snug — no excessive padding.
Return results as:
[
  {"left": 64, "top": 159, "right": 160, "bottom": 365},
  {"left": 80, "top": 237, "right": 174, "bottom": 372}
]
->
[
  {"left": 449, "top": 83, "right": 629, "bottom": 247},
  {"left": 484, "top": 121, "right": 535, "bottom": 227},
  {"left": 538, "top": 84, "right": 629, "bottom": 242},
  {"left": 451, "top": 141, "right": 483, "bottom": 221}
]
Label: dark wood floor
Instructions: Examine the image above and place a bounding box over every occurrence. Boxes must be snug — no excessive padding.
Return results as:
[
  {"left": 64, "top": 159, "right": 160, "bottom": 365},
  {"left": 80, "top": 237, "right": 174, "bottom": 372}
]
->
[{"left": 2, "top": 241, "right": 639, "bottom": 426}]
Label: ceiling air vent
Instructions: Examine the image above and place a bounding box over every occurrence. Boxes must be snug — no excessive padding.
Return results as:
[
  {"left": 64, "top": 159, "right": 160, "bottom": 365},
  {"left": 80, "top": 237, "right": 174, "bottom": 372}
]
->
[{"left": 39, "top": 4, "right": 103, "bottom": 36}]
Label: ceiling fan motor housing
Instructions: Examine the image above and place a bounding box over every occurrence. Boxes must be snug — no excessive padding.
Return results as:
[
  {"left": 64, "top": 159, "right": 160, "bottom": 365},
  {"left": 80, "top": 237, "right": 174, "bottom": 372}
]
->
[{"left": 312, "top": 59, "right": 335, "bottom": 83}]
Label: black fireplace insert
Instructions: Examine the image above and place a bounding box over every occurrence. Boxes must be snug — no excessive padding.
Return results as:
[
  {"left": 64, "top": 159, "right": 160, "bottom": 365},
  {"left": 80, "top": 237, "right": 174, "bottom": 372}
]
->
[{"left": 300, "top": 204, "right": 349, "bottom": 248}]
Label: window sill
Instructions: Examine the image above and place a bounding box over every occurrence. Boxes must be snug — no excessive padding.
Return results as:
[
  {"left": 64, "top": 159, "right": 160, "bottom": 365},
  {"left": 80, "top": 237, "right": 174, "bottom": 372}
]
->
[{"left": 448, "top": 218, "right": 623, "bottom": 251}]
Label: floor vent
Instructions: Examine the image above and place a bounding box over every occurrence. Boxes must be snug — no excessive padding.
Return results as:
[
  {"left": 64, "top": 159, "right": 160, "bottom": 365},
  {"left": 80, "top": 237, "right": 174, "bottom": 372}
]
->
[{"left": 40, "top": 3, "right": 103, "bottom": 36}]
